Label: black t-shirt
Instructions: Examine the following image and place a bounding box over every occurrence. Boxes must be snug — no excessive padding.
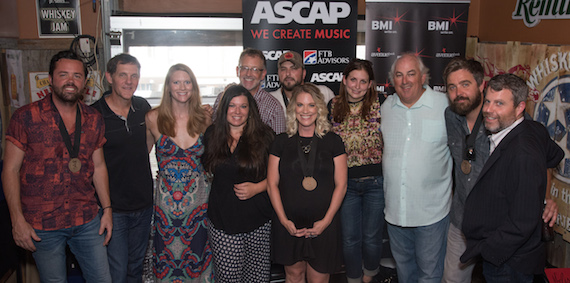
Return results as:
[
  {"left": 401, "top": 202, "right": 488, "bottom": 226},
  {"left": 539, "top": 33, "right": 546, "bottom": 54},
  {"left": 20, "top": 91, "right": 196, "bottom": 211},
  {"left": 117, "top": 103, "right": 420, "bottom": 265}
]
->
[
  {"left": 203, "top": 125, "right": 273, "bottom": 234},
  {"left": 91, "top": 94, "right": 153, "bottom": 212}
]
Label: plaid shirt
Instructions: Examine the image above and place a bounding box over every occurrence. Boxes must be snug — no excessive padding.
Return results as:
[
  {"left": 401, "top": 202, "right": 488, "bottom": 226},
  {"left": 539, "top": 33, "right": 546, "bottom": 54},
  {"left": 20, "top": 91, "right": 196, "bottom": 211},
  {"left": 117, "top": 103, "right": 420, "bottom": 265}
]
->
[
  {"left": 6, "top": 94, "right": 106, "bottom": 230},
  {"left": 213, "top": 87, "right": 286, "bottom": 134}
]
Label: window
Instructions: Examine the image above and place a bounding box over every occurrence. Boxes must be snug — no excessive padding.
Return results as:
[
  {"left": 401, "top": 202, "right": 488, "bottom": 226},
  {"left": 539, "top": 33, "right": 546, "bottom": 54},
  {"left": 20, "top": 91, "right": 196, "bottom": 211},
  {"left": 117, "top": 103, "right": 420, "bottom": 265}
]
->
[{"left": 109, "top": 16, "right": 366, "bottom": 106}]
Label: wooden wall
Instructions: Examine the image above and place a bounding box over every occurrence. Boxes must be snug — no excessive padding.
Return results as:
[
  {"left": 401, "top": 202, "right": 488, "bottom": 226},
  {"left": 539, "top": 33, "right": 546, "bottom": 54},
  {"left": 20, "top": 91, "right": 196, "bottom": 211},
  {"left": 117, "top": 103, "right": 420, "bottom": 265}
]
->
[{"left": 1, "top": 0, "right": 568, "bottom": 46}]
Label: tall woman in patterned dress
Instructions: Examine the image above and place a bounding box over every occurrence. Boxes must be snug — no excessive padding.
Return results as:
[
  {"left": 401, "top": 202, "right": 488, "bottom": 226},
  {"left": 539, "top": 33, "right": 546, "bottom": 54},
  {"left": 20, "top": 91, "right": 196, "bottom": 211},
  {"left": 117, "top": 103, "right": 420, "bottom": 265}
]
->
[
  {"left": 202, "top": 85, "right": 274, "bottom": 282},
  {"left": 145, "top": 63, "right": 213, "bottom": 282},
  {"left": 329, "top": 59, "right": 385, "bottom": 283}
]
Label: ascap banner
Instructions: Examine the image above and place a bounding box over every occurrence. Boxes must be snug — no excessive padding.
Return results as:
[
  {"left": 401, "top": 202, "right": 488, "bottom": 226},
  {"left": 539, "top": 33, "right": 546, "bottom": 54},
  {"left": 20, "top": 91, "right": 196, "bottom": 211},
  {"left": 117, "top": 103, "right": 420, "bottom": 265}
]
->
[
  {"left": 471, "top": 40, "right": 570, "bottom": 241},
  {"left": 365, "top": 0, "right": 470, "bottom": 94},
  {"left": 242, "top": 0, "right": 358, "bottom": 93}
]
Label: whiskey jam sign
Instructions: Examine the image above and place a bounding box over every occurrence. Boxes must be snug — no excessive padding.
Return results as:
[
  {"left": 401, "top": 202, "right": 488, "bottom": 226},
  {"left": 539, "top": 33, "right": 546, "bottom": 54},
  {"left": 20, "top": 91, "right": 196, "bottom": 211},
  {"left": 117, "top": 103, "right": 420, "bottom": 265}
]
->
[
  {"left": 36, "top": 0, "right": 81, "bottom": 38},
  {"left": 512, "top": 0, "right": 570, "bottom": 27}
]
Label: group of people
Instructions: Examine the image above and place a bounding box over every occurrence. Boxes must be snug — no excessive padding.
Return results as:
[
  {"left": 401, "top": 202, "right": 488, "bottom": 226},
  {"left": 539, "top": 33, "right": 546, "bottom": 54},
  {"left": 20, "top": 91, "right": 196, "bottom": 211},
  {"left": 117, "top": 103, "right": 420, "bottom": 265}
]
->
[{"left": 0, "top": 46, "right": 563, "bottom": 283}]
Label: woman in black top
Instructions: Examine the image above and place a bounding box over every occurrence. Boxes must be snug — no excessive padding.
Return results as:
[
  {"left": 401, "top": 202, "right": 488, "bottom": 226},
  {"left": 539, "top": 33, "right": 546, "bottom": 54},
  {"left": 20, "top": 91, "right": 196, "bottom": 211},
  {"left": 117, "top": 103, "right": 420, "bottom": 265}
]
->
[
  {"left": 267, "top": 83, "right": 348, "bottom": 283},
  {"left": 202, "top": 85, "right": 274, "bottom": 282}
]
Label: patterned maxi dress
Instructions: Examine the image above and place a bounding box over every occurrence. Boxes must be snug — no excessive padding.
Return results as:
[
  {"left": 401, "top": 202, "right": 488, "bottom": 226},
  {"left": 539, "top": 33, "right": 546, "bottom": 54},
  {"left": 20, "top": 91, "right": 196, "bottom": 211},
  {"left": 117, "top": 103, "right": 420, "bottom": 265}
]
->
[{"left": 152, "top": 134, "right": 213, "bottom": 282}]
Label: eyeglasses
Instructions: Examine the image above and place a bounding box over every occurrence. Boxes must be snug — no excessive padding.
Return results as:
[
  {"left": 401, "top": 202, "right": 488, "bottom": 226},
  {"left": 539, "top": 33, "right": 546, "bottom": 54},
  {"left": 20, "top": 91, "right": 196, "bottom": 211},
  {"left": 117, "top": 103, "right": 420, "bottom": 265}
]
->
[{"left": 238, "top": 66, "right": 264, "bottom": 74}]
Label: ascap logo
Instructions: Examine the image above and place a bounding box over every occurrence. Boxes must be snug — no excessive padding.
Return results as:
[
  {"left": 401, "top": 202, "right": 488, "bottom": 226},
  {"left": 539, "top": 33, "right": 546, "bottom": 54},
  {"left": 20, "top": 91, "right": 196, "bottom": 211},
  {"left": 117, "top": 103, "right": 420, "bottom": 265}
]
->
[
  {"left": 263, "top": 50, "right": 290, "bottom": 61},
  {"left": 251, "top": 1, "right": 351, "bottom": 25},
  {"left": 512, "top": 0, "right": 570, "bottom": 27},
  {"left": 310, "top": 72, "right": 343, "bottom": 83}
]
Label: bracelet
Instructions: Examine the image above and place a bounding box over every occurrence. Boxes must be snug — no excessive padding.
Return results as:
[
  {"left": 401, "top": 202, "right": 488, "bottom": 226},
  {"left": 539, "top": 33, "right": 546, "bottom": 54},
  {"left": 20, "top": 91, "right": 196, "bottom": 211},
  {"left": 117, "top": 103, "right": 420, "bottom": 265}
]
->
[{"left": 102, "top": 206, "right": 112, "bottom": 210}]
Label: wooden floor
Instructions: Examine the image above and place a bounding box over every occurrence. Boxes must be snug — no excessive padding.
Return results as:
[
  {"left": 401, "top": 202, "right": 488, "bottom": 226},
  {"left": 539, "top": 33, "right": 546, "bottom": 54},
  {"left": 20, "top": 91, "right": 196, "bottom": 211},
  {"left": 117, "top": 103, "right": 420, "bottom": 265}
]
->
[{"left": 270, "top": 264, "right": 398, "bottom": 283}]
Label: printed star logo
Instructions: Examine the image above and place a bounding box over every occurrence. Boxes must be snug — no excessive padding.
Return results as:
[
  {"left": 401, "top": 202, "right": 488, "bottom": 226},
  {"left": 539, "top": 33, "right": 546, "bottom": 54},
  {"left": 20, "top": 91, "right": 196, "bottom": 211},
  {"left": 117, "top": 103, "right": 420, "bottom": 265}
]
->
[
  {"left": 381, "top": 79, "right": 391, "bottom": 89},
  {"left": 381, "top": 9, "right": 416, "bottom": 26},
  {"left": 442, "top": 48, "right": 447, "bottom": 53},
  {"left": 434, "top": 9, "right": 468, "bottom": 29},
  {"left": 377, "top": 47, "right": 381, "bottom": 52},
  {"left": 414, "top": 48, "right": 431, "bottom": 59}
]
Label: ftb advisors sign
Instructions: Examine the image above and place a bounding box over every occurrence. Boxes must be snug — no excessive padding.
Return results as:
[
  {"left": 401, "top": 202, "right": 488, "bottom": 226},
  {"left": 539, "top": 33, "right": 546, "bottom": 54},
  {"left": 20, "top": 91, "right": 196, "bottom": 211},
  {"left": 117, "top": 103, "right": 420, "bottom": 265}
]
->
[{"left": 36, "top": 0, "right": 82, "bottom": 38}]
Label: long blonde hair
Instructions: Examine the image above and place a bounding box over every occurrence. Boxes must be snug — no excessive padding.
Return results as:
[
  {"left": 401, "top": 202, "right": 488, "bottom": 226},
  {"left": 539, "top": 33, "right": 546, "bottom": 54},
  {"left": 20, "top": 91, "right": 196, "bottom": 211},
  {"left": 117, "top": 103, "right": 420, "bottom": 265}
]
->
[
  {"left": 286, "top": 83, "right": 331, "bottom": 138},
  {"left": 156, "top": 64, "right": 208, "bottom": 137}
]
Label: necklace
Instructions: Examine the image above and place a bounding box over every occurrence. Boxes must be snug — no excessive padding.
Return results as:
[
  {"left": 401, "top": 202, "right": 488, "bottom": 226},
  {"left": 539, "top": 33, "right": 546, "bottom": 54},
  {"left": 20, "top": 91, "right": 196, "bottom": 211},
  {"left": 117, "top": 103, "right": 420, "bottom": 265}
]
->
[{"left": 300, "top": 138, "right": 313, "bottom": 154}]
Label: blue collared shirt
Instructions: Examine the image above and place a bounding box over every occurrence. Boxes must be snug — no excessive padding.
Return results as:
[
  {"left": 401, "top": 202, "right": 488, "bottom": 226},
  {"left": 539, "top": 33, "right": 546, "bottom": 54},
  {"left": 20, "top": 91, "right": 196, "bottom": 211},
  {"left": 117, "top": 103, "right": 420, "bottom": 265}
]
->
[
  {"left": 445, "top": 107, "right": 490, "bottom": 229},
  {"left": 381, "top": 86, "right": 452, "bottom": 227}
]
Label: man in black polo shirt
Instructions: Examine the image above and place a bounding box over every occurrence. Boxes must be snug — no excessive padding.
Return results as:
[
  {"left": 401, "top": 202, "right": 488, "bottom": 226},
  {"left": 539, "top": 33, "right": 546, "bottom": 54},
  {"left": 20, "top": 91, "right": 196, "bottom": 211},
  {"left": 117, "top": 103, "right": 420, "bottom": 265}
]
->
[{"left": 91, "top": 54, "right": 153, "bottom": 283}]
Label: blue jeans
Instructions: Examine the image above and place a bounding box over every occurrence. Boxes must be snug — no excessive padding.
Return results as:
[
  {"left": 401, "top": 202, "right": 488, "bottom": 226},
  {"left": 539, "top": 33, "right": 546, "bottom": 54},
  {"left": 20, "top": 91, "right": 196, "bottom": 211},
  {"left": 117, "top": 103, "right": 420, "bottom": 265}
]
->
[
  {"left": 340, "top": 176, "right": 385, "bottom": 282},
  {"left": 482, "top": 261, "right": 533, "bottom": 283},
  {"left": 107, "top": 206, "right": 152, "bottom": 283},
  {"left": 33, "top": 210, "right": 111, "bottom": 283},
  {"left": 386, "top": 214, "right": 449, "bottom": 283}
]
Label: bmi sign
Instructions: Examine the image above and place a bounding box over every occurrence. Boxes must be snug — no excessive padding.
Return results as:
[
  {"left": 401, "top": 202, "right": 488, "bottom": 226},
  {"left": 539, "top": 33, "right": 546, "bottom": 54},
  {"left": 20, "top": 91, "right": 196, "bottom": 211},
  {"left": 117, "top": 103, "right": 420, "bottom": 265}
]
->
[
  {"left": 365, "top": 0, "right": 470, "bottom": 94},
  {"left": 36, "top": 0, "right": 82, "bottom": 38}
]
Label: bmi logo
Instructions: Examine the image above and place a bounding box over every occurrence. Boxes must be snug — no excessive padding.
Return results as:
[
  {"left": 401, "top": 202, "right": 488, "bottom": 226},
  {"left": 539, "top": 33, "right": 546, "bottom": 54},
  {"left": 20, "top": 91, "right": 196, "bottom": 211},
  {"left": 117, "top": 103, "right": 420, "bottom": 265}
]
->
[
  {"left": 304, "top": 50, "right": 317, "bottom": 65},
  {"left": 428, "top": 21, "right": 449, "bottom": 31},
  {"left": 372, "top": 21, "right": 393, "bottom": 30}
]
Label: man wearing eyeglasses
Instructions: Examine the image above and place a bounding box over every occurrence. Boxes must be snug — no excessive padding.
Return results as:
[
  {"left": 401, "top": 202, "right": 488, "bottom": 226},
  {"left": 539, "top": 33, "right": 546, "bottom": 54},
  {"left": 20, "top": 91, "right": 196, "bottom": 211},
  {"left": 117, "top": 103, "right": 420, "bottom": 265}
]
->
[{"left": 213, "top": 48, "right": 286, "bottom": 134}]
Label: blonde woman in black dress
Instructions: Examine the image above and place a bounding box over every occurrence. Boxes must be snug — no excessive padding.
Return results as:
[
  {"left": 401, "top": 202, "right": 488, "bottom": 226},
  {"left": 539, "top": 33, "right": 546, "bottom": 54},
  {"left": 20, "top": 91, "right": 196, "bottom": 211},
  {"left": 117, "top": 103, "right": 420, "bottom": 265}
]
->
[{"left": 267, "top": 83, "right": 348, "bottom": 283}]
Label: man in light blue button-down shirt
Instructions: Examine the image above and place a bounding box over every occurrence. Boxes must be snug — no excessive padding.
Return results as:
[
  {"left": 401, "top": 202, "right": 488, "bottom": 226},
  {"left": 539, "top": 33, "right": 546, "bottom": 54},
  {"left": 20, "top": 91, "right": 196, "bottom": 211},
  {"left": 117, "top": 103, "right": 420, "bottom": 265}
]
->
[{"left": 381, "top": 53, "right": 452, "bottom": 283}]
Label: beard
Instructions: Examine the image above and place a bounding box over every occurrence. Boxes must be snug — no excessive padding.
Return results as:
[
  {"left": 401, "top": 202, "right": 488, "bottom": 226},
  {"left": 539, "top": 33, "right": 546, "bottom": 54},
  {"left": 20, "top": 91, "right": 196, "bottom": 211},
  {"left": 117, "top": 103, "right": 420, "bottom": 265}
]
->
[
  {"left": 483, "top": 114, "right": 516, "bottom": 134},
  {"left": 282, "top": 78, "right": 301, "bottom": 91},
  {"left": 449, "top": 90, "right": 482, "bottom": 116},
  {"left": 53, "top": 83, "right": 84, "bottom": 104}
]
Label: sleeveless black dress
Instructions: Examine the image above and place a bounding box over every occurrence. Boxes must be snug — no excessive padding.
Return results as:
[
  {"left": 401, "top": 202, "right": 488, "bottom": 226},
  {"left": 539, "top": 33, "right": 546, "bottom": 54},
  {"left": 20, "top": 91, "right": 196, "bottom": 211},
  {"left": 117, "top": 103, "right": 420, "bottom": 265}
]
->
[{"left": 270, "top": 132, "right": 346, "bottom": 273}]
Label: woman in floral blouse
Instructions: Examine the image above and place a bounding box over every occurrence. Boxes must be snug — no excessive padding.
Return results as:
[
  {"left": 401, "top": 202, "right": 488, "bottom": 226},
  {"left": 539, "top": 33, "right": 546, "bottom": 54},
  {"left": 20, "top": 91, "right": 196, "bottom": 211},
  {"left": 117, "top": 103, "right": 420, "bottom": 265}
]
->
[{"left": 328, "top": 58, "right": 386, "bottom": 283}]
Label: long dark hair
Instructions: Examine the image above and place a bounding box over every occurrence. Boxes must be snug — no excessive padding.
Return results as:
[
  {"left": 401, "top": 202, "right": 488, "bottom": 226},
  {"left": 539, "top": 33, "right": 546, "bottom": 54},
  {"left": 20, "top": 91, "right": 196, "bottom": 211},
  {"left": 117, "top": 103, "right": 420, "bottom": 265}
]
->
[
  {"left": 204, "top": 85, "right": 274, "bottom": 178},
  {"left": 332, "top": 58, "right": 377, "bottom": 123}
]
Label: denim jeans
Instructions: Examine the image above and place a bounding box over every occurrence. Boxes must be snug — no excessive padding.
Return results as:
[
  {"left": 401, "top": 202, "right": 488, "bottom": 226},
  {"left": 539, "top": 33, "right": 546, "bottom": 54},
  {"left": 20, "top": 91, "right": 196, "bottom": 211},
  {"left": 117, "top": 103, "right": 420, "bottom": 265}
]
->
[
  {"left": 107, "top": 206, "right": 153, "bottom": 283},
  {"left": 482, "top": 261, "right": 533, "bottom": 283},
  {"left": 33, "top": 210, "right": 111, "bottom": 283},
  {"left": 340, "top": 176, "right": 385, "bottom": 282},
  {"left": 386, "top": 214, "right": 449, "bottom": 283}
]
